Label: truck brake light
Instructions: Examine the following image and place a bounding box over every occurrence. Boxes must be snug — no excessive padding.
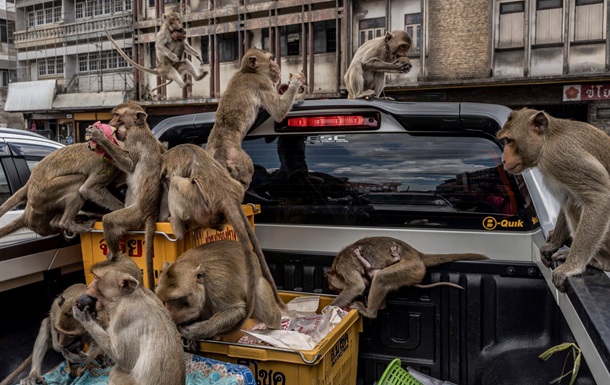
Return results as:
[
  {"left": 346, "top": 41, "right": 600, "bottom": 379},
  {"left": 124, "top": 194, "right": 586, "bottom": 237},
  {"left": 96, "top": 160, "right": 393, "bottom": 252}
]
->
[{"left": 276, "top": 111, "right": 380, "bottom": 131}]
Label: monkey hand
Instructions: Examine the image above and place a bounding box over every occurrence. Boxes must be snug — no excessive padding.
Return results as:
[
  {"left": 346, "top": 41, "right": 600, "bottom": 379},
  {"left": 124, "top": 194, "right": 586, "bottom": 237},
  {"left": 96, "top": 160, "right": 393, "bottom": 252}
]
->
[
  {"left": 20, "top": 372, "right": 47, "bottom": 385},
  {"left": 290, "top": 76, "right": 306, "bottom": 88},
  {"left": 392, "top": 57, "right": 412, "bottom": 73},
  {"left": 72, "top": 303, "right": 94, "bottom": 325}
]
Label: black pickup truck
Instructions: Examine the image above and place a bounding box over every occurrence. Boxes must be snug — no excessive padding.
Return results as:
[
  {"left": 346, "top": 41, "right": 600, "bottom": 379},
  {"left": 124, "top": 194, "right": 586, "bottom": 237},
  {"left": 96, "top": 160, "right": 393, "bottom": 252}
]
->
[{"left": 1, "top": 101, "right": 609, "bottom": 385}]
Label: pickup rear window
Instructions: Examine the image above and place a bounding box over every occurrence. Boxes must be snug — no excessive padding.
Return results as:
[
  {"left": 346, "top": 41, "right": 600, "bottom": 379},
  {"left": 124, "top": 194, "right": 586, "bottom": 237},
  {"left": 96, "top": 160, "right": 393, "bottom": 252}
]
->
[{"left": 242, "top": 132, "right": 538, "bottom": 231}]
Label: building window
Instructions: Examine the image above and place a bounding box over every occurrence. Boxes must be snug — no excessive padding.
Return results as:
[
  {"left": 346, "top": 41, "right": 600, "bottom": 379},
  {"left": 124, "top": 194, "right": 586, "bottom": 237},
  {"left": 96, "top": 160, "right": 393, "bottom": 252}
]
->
[
  {"left": 219, "top": 33, "right": 237, "bottom": 62},
  {"left": 149, "top": 43, "right": 156, "bottom": 68},
  {"left": 78, "top": 50, "right": 129, "bottom": 72},
  {"left": 28, "top": 11, "right": 35, "bottom": 27},
  {"left": 28, "top": 6, "right": 62, "bottom": 27},
  {"left": 404, "top": 13, "right": 422, "bottom": 53},
  {"left": 0, "top": 19, "right": 6, "bottom": 43},
  {"left": 573, "top": 0, "right": 605, "bottom": 41},
  {"left": 280, "top": 25, "right": 301, "bottom": 56},
  {"left": 38, "top": 57, "right": 64, "bottom": 77},
  {"left": 313, "top": 20, "right": 336, "bottom": 53},
  {"left": 535, "top": 0, "right": 563, "bottom": 44},
  {"left": 200, "top": 36, "right": 210, "bottom": 64},
  {"left": 497, "top": 1, "right": 525, "bottom": 48},
  {"left": 359, "top": 17, "right": 386, "bottom": 46},
  {"left": 75, "top": 0, "right": 128, "bottom": 20},
  {"left": 0, "top": 70, "right": 9, "bottom": 87}
]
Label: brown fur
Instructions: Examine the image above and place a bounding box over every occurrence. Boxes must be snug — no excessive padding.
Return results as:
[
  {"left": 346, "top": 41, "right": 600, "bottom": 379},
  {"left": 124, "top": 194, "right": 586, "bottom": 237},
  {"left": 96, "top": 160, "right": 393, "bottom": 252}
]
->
[
  {"left": 85, "top": 102, "right": 163, "bottom": 290},
  {"left": 158, "top": 144, "right": 284, "bottom": 312},
  {"left": 205, "top": 47, "right": 305, "bottom": 191},
  {"left": 327, "top": 236, "right": 488, "bottom": 318},
  {"left": 344, "top": 30, "right": 412, "bottom": 100},
  {"left": 156, "top": 240, "right": 282, "bottom": 342},
  {"left": 289, "top": 72, "right": 307, "bottom": 102},
  {"left": 72, "top": 256, "right": 185, "bottom": 385},
  {"left": 497, "top": 108, "right": 610, "bottom": 291},
  {"left": 105, "top": 10, "right": 207, "bottom": 92},
  {"left": 0, "top": 284, "right": 106, "bottom": 385},
  {"left": 0, "top": 143, "right": 124, "bottom": 240}
]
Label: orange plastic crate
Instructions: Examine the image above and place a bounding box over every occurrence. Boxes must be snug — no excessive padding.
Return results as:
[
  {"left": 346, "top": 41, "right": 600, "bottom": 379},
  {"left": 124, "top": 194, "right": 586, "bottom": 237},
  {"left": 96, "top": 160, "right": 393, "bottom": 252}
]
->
[
  {"left": 80, "top": 204, "right": 259, "bottom": 288},
  {"left": 197, "top": 292, "right": 363, "bottom": 385}
]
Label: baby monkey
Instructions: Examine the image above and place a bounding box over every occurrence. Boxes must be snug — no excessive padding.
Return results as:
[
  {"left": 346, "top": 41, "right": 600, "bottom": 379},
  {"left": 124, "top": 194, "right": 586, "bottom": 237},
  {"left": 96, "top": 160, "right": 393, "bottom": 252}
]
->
[{"left": 327, "top": 236, "right": 488, "bottom": 318}]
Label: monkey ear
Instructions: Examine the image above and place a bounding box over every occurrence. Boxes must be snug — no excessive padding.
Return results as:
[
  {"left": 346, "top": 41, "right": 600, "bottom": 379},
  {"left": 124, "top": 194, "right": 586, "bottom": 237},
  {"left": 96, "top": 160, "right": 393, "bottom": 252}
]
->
[
  {"left": 136, "top": 111, "right": 148, "bottom": 126},
  {"left": 119, "top": 275, "right": 139, "bottom": 295},
  {"left": 57, "top": 295, "right": 65, "bottom": 307},
  {"left": 385, "top": 32, "right": 394, "bottom": 42},
  {"left": 162, "top": 261, "right": 170, "bottom": 272},
  {"left": 195, "top": 264, "right": 205, "bottom": 284},
  {"left": 530, "top": 111, "right": 550, "bottom": 134},
  {"left": 247, "top": 56, "right": 258, "bottom": 70}
]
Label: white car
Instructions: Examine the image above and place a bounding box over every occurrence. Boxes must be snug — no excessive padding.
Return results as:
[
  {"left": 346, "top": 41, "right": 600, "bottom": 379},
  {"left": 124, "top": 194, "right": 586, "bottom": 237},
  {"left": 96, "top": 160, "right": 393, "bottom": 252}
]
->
[{"left": 0, "top": 128, "right": 83, "bottom": 291}]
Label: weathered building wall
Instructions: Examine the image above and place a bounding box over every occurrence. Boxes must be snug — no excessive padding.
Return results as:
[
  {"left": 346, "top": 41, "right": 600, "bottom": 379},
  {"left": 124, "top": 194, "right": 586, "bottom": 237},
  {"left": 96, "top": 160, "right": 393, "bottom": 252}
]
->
[{"left": 427, "top": 0, "right": 490, "bottom": 80}]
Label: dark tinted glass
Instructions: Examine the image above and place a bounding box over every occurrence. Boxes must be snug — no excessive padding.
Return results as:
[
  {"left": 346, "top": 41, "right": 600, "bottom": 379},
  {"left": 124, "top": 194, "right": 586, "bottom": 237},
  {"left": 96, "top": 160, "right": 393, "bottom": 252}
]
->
[{"left": 242, "top": 133, "right": 535, "bottom": 231}]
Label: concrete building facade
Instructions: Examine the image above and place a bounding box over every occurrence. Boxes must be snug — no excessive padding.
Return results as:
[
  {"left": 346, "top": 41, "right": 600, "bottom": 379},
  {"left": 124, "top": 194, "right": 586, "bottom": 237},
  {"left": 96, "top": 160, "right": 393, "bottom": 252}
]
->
[{"left": 3, "top": 0, "right": 610, "bottom": 137}]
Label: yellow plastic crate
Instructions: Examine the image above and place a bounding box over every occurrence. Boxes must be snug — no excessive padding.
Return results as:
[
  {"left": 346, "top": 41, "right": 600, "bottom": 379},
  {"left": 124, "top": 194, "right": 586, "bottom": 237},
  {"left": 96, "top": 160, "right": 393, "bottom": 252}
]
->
[
  {"left": 197, "top": 292, "right": 363, "bottom": 385},
  {"left": 80, "top": 204, "right": 260, "bottom": 288}
]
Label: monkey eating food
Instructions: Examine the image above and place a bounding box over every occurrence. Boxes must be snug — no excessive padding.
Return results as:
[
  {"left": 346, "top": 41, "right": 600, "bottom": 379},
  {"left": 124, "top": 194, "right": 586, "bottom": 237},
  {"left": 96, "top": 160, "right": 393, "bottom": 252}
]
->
[
  {"left": 72, "top": 256, "right": 185, "bottom": 385},
  {"left": 85, "top": 102, "right": 163, "bottom": 289},
  {"left": 206, "top": 47, "right": 305, "bottom": 191},
  {"left": 497, "top": 107, "right": 610, "bottom": 291},
  {"left": 0, "top": 284, "right": 106, "bottom": 385},
  {"left": 327, "top": 236, "right": 488, "bottom": 318},
  {"left": 106, "top": 10, "right": 207, "bottom": 92},
  {"left": 344, "top": 30, "right": 412, "bottom": 100},
  {"left": 156, "top": 240, "right": 283, "bottom": 343}
]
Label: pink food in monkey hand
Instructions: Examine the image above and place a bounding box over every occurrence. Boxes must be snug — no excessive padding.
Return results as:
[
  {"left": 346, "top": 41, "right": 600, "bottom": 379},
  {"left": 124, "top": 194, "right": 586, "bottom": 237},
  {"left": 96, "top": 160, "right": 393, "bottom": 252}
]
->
[{"left": 86, "top": 121, "right": 118, "bottom": 160}]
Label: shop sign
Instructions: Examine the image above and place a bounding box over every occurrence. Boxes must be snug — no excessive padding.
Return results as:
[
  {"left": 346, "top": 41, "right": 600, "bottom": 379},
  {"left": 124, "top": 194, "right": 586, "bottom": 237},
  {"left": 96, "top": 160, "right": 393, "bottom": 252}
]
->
[{"left": 563, "top": 84, "right": 610, "bottom": 101}]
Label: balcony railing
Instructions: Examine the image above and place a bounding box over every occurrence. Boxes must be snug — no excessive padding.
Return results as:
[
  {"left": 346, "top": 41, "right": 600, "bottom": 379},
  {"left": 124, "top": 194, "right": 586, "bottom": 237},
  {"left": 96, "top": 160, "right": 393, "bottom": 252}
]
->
[{"left": 14, "top": 15, "right": 132, "bottom": 45}]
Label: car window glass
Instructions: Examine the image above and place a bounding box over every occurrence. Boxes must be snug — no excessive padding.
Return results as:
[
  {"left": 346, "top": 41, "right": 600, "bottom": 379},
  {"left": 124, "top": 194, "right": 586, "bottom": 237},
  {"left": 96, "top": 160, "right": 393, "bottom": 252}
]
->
[
  {"left": 243, "top": 133, "right": 534, "bottom": 231},
  {"left": 0, "top": 164, "right": 10, "bottom": 205},
  {"left": 8, "top": 142, "right": 57, "bottom": 172}
]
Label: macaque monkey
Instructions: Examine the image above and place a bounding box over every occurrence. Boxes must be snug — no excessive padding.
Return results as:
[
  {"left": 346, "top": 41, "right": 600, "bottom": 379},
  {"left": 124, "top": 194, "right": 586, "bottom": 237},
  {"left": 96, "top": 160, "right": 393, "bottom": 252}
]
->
[
  {"left": 497, "top": 108, "right": 610, "bottom": 291},
  {"left": 156, "top": 240, "right": 282, "bottom": 342},
  {"left": 344, "top": 30, "right": 412, "bottom": 100},
  {"left": 85, "top": 102, "right": 163, "bottom": 289},
  {"left": 0, "top": 143, "right": 124, "bottom": 241},
  {"left": 206, "top": 47, "right": 305, "bottom": 191},
  {"left": 159, "top": 144, "right": 284, "bottom": 310},
  {"left": 105, "top": 10, "right": 207, "bottom": 92},
  {"left": 279, "top": 72, "right": 307, "bottom": 102},
  {"left": 72, "top": 256, "right": 185, "bottom": 385},
  {"left": 0, "top": 284, "right": 105, "bottom": 385},
  {"left": 327, "top": 236, "right": 488, "bottom": 318}
]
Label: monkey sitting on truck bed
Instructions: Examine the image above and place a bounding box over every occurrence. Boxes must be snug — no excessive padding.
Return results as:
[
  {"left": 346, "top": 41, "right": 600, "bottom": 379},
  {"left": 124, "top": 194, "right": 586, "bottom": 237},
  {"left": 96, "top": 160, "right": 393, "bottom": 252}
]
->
[{"left": 327, "top": 236, "right": 488, "bottom": 319}]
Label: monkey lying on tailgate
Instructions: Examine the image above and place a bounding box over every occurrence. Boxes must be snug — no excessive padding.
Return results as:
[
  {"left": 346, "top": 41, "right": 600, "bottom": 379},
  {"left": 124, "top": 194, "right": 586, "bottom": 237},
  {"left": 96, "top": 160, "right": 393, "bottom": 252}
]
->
[
  {"left": 85, "top": 102, "right": 163, "bottom": 289},
  {"left": 327, "top": 236, "right": 488, "bottom": 319},
  {"left": 344, "top": 30, "right": 412, "bottom": 100},
  {"left": 497, "top": 108, "right": 610, "bottom": 291},
  {"left": 106, "top": 10, "right": 207, "bottom": 92},
  {"left": 206, "top": 47, "right": 305, "bottom": 191},
  {"left": 156, "top": 240, "right": 282, "bottom": 343},
  {"left": 159, "top": 143, "right": 284, "bottom": 311},
  {"left": 73, "top": 256, "right": 185, "bottom": 385},
  {"left": 0, "top": 142, "right": 124, "bottom": 241},
  {"left": 0, "top": 284, "right": 106, "bottom": 385}
]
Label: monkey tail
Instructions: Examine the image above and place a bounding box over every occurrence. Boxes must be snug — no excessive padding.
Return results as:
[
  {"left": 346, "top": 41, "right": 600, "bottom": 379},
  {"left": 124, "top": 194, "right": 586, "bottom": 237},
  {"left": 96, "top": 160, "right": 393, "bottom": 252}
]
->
[
  {"left": 0, "top": 184, "right": 28, "bottom": 218},
  {"left": 240, "top": 206, "right": 286, "bottom": 310},
  {"left": 144, "top": 216, "right": 156, "bottom": 290},
  {"left": 0, "top": 353, "right": 32, "bottom": 385},
  {"left": 420, "top": 253, "right": 489, "bottom": 268},
  {"left": 104, "top": 29, "right": 161, "bottom": 76}
]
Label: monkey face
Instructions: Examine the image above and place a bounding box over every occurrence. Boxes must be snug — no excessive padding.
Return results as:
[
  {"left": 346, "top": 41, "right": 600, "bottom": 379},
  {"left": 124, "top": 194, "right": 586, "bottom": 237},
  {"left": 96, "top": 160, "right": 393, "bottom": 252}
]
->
[
  {"left": 88, "top": 261, "right": 140, "bottom": 312},
  {"left": 50, "top": 284, "right": 92, "bottom": 351},
  {"left": 497, "top": 108, "right": 547, "bottom": 175},
  {"left": 326, "top": 270, "right": 348, "bottom": 292},
  {"left": 164, "top": 11, "right": 182, "bottom": 32},
  {"left": 156, "top": 263, "right": 206, "bottom": 326},
  {"left": 386, "top": 31, "right": 412, "bottom": 59},
  {"left": 109, "top": 104, "right": 148, "bottom": 139},
  {"left": 269, "top": 56, "right": 281, "bottom": 84}
]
